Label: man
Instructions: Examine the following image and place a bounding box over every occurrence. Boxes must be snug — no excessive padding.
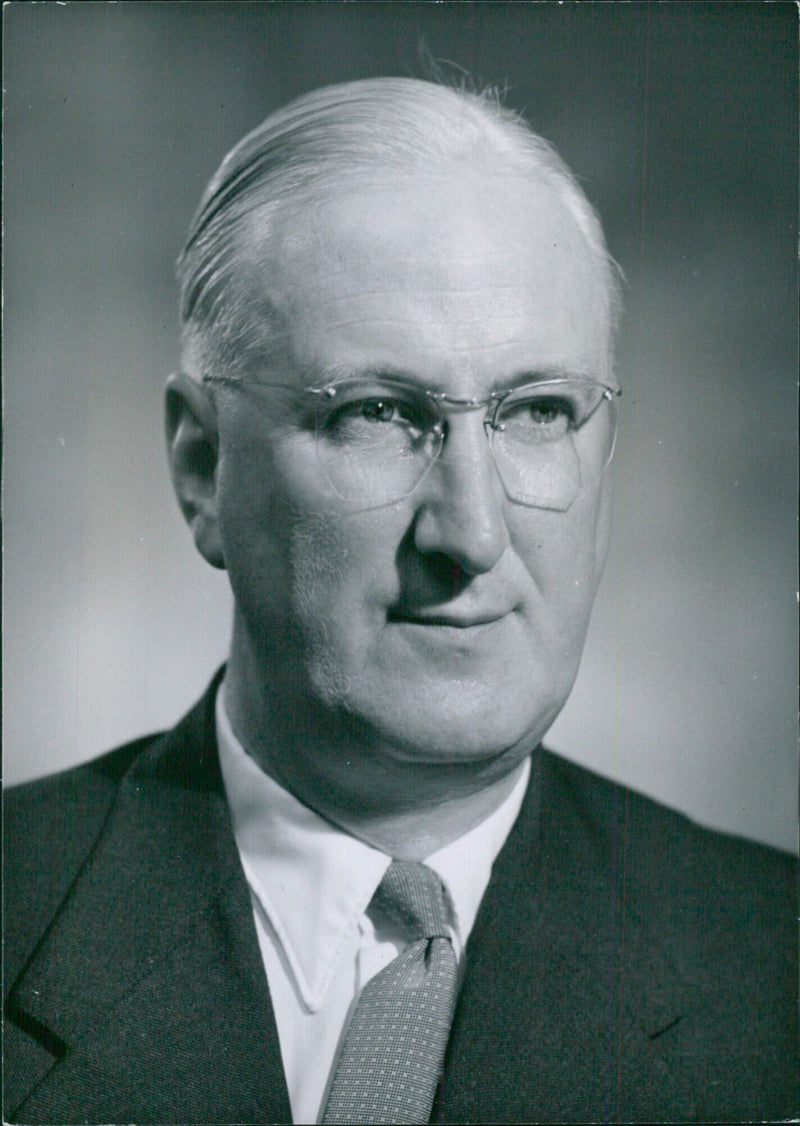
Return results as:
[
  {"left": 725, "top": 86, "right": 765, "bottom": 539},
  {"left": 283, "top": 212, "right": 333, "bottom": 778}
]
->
[{"left": 4, "top": 78, "right": 796, "bottom": 1124}]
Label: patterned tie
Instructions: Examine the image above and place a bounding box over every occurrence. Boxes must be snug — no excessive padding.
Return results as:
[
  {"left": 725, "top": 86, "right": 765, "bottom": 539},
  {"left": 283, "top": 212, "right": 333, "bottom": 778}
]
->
[{"left": 321, "top": 860, "right": 459, "bottom": 1124}]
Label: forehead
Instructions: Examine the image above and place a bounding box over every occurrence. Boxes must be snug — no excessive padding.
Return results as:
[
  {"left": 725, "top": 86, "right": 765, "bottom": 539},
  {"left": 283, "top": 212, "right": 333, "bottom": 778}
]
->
[{"left": 252, "top": 170, "right": 609, "bottom": 386}]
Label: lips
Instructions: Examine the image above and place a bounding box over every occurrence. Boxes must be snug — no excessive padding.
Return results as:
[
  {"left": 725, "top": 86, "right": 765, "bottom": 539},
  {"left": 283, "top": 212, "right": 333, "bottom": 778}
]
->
[{"left": 387, "top": 608, "right": 509, "bottom": 628}]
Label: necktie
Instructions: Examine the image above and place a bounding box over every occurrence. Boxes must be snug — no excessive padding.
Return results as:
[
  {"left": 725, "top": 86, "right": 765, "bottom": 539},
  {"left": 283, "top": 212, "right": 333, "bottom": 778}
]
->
[{"left": 321, "top": 860, "right": 459, "bottom": 1124}]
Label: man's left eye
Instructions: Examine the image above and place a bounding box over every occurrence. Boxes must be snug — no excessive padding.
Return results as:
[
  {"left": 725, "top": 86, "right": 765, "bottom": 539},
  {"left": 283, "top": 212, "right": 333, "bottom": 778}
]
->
[
  {"left": 499, "top": 395, "right": 574, "bottom": 438},
  {"left": 526, "top": 398, "right": 574, "bottom": 426}
]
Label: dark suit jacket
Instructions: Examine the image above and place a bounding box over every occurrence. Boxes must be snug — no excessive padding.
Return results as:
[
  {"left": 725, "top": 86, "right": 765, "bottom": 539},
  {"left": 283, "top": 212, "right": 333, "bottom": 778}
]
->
[{"left": 4, "top": 675, "right": 797, "bottom": 1123}]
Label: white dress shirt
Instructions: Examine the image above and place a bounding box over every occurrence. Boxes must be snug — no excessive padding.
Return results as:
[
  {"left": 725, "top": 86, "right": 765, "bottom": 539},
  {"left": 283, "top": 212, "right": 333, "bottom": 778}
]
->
[{"left": 216, "top": 683, "right": 530, "bottom": 1125}]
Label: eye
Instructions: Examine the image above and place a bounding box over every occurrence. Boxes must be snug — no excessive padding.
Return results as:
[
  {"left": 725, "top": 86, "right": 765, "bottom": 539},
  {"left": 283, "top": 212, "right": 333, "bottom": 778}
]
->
[
  {"left": 329, "top": 396, "right": 425, "bottom": 429},
  {"left": 317, "top": 384, "right": 433, "bottom": 447},
  {"left": 360, "top": 399, "right": 405, "bottom": 424},
  {"left": 497, "top": 394, "right": 574, "bottom": 442},
  {"left": 525, "top": 397, "right": 574, "bottom": 427}
]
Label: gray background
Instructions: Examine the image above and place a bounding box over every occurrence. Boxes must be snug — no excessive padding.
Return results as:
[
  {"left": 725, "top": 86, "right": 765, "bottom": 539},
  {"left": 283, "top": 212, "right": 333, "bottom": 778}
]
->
[{"left": 4, "top": 2, "right": 797, "bottom": 852}]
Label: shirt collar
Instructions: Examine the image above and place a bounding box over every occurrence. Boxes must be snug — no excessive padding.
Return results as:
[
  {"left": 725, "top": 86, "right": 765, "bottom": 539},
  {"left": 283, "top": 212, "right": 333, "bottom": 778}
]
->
[{"left": 216, "top": 682, "right": 529, "bottom": 1012}]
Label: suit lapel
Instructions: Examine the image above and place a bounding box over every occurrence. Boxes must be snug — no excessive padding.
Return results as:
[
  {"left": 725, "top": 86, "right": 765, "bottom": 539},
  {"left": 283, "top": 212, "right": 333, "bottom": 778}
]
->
[
  {"left": 434, "top": 751, "right": 695, "bottom": 1123},
  {"left": 6, "top": 686, "right": 291, "bottom": 1124}
]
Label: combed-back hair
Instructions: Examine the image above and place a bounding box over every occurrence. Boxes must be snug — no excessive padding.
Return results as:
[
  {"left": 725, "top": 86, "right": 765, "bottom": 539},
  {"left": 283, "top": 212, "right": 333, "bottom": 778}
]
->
[{"left": 176, "top": 77, "right": 622, "bottom": 381}]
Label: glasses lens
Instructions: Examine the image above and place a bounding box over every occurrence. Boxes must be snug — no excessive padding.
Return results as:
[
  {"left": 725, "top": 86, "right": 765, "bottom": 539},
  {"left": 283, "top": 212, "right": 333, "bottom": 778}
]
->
[
  {"left": 314, "top": 377, "right": 618, "bottom": 510},
  {"left": 491, "top": 382, "right": 618, "bottom": 510},
  {"left": 315, "top": 380, "right": 441, "bottom": 504}
]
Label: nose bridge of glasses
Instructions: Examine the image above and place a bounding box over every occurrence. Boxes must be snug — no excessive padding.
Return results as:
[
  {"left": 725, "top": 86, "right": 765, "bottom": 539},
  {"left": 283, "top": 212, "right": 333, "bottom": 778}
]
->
[
  {"left": 427, "top": 390, "right": 503, "bottom": 441},
  {"left": 424, "top": 398, "right": 507, "bottom": 505},
  {"left": 424, "top": 393, "right": 518, "bottom": 506}
]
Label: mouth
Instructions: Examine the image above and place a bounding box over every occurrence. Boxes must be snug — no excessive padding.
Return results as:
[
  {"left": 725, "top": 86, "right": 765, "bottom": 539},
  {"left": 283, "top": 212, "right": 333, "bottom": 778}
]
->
[{"left": 387, "top": 609, "right": 510, "bottom": 629}]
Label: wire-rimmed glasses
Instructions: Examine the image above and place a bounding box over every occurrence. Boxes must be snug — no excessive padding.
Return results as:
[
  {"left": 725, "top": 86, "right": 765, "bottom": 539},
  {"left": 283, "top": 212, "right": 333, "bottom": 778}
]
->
[{"left": 203, "top": 373, "right": 620, "bottom": 511}]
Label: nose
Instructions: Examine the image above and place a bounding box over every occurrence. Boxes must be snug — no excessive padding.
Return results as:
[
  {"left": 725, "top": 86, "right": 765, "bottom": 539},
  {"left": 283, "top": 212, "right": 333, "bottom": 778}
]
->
[{"left": 412, "top": 415, "right": 509, "bottom": 575}]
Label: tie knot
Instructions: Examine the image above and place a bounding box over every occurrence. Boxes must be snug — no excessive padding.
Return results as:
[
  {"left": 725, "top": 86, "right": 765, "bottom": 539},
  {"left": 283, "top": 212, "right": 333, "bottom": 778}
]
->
[{"left": 373, "top": 860, "right": 451, "bottom": 941}]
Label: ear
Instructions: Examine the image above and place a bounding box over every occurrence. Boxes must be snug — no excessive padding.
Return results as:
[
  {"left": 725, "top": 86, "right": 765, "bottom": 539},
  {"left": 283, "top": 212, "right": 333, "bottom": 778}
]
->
[{"left": 165, "top": 371, "right": 226, "bottom": 569}]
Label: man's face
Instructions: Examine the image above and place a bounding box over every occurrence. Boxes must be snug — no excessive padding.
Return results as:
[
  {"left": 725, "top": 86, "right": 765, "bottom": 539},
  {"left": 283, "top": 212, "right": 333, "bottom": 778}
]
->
[{"left": 212, "top": 169, "right": 614, "bottom": 765}]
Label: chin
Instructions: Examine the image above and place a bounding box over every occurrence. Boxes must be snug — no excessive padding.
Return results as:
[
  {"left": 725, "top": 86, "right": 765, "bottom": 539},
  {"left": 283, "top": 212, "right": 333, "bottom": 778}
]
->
[
  {"left": 305, "top": 634, "right": 576, "bottom": 764},
  {"left": 347, "top": 679, "right": 564, "bottom": 767}
]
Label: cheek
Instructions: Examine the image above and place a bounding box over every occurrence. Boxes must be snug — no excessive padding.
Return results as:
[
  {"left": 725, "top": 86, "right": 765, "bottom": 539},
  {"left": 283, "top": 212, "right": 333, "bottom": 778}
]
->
[
  {"left": 215, "top": 437, "right": 288, "bottom": 619},
  {"left": 276, "top": 508, "right": 409, "bottom": 707},
  {"left": 288, "top": 506, "right": 409, "bottom": 641},
  {"left": 288, "top": 511, "right": 363, "bottom": 621},
  {"left": 216, "top": 422, "right": 406, "bottom": 645},
  {"left": 511, "top": 487, "right": 608, "bottom": 629},
  {"left": 218, "top": 474, "right": 348, "bottom": 630}
]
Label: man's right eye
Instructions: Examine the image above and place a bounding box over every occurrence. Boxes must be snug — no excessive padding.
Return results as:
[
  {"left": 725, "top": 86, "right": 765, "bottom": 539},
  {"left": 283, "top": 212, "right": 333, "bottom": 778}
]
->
[
  {"left": 359, "top": 399, "right": 403, "bottom": 424},
  {"left": 320, "top": 392, "right": 429, "bottom": 440}
]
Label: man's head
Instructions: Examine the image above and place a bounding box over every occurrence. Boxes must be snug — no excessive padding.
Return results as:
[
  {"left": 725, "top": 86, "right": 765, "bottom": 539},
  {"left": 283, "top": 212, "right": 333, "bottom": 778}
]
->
[
  {"left": 167, "top": 78, "right": 621, "bottom": 823},
  {"left": 177, "top": 78, "right": 620, "bottom": 387}
]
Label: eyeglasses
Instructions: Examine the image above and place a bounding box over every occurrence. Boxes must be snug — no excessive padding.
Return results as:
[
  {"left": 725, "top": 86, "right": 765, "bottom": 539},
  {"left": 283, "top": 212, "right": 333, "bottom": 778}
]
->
[{"left": 204, "top": 374, "right": 620, "bottom": 511}]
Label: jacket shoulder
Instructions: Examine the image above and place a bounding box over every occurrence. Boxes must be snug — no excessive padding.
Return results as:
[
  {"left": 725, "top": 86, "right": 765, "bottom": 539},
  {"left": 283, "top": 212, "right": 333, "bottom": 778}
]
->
[
  {"left": 543, "top": 748, "right": 797, "bottom": 918},
  {"left": 542, "top": 750, "right": 797, "bottom": 1030},
  {"left": 534, "top": 751, "right": 798, "bottom": 1114}
]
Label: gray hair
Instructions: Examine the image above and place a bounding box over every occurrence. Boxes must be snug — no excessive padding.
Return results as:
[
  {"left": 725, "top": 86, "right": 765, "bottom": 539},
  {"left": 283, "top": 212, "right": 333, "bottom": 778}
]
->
[{"left": 177, "top": 77, "right": 622, "bottom": 381}]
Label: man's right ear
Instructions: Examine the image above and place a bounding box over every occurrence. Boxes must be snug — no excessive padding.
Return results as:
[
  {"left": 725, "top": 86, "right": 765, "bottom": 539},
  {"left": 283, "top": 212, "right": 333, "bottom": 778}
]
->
[{"left": 165, "top": 371, "right": 226, "bottom": 569}]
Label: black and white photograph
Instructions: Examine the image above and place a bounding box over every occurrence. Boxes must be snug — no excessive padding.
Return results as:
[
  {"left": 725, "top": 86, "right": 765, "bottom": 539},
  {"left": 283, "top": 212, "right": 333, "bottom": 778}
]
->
[{"left": 3, "top": 3, "right": 797, "bottom": 1122}]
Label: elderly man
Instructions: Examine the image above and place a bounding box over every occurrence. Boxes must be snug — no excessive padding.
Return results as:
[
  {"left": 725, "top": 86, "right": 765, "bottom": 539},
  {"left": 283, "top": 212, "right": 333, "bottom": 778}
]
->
[{"left": 4, "top": 79, "right": 796, "bottom": 1124}]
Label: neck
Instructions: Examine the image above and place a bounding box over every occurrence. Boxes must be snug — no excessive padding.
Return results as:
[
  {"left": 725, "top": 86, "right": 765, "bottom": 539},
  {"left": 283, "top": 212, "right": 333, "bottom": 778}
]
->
[{"left": 223, "top": 627, "right": 533, "bottom": 860}]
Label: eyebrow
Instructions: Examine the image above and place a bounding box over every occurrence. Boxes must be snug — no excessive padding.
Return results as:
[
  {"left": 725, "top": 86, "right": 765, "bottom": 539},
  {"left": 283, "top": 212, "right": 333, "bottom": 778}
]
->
[{"left": 305, "top": 362, "right": 596, "bottom": 394}]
